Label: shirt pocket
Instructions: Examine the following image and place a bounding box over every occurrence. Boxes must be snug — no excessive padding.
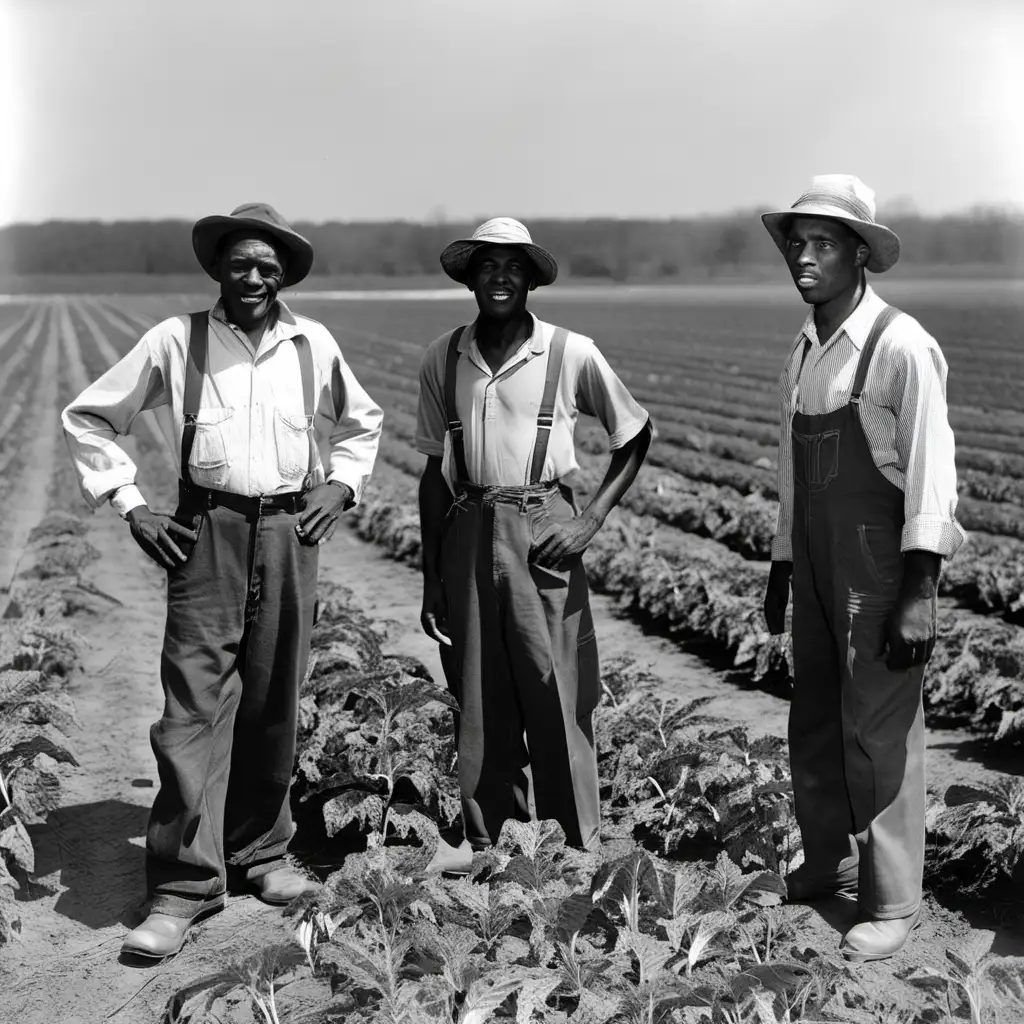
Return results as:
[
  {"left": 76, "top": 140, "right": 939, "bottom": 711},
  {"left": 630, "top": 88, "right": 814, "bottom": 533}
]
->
[
  {"left": 274, "top": 409, "right": 314, "bottom": 482},
  {"left": 190, "top": 408, "right": 234, "bottom": 470}
]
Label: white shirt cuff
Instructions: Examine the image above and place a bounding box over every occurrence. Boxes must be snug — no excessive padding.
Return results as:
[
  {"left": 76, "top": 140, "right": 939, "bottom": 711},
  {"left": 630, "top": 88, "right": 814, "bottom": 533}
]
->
[{"left": 111, "top": 485, "right": 147, "bottom": 519}]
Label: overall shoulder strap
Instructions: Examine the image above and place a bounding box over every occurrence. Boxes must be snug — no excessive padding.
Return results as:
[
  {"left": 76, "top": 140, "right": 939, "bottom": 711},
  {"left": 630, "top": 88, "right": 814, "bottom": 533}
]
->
[
  {"left": 180, "top": 311, "right": 209, "bottom": 487},
  {"left": 443, "top": 326, "right": 469, "bottom": 483},
  {"left": 291, "top": 333, "right": 317, "bottom": 482},
  {"left": 528, "top": 327, "right": 569, "bottom": 485},
  {"left": 851, "top": 305, "right": 902, "bottom": 404}
]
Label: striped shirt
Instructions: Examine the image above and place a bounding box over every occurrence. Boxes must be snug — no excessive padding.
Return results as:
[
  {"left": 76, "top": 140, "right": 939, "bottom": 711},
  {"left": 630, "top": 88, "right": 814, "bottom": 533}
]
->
[
  {"left": 62, "top": 299, "right": 383, "bottom": 516},
  {"left": 772, "top": 285, "right": 965, "bottom": 561},
  {"left": 416, "top": 314, "right": 650, "bottom": 491}
]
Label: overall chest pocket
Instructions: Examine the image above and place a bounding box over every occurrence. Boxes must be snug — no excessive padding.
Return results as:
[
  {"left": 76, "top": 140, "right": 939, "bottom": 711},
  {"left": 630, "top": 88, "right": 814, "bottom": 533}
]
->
[
  {"left": 189, "top": 408, "right": 234, "bottom": 470},
  {"left": 274, "top": 410, "right": 314, "bottom": 480},
  {"left": 793, "top": 427, "right": 840, "bottom": 492}
]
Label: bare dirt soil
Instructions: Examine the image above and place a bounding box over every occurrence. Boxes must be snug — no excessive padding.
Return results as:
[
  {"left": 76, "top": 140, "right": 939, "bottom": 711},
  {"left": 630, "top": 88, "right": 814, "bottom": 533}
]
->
[{"left": 0, "top": 297, "right": 1022, "bottom": 1023}]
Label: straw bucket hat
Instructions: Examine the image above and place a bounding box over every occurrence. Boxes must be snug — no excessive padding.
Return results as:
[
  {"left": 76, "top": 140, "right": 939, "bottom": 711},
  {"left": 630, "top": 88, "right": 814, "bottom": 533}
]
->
[
  {"left": 761, "top": 175, "right": 901, "bottom": 273},
  {"left": 192, "top": 202, "right": 315, "bottom": 287},
  {"left": 439, "top": 217, "right": 558, "bottom": 286}
]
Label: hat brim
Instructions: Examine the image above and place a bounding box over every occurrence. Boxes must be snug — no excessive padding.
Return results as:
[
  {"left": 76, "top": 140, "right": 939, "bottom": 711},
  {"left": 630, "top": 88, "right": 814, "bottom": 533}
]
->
[
  {"left": 439, "top": 239, "right": 558, "bottom": 287},
  {"left": 192, "top": 215, "right": 315, "bottom": 288},
  {"left": 761, "top": 206, "right": 901, "bottom": 273}
]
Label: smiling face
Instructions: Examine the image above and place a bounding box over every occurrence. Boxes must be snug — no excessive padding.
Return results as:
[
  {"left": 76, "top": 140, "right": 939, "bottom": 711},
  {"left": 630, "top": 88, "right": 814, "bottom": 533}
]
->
[
  {"left": 466, "top": 245, "right": 535, "bottom": 320},
  {"left": 218, "top": 232, "right": 287, "bottom": 329},
  {"left": 783, "top": 215, "right": 869, "bottom": 306}
]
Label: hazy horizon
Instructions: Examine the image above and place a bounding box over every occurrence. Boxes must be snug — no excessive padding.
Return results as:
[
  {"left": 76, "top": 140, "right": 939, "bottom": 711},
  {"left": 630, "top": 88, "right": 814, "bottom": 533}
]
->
[{"left": 3, "top": 0, "right": 1022, "bottom": 226}]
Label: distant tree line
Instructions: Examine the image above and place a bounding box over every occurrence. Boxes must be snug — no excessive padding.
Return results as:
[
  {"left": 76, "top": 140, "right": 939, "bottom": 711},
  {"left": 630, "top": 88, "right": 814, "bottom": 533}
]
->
[{"left": 1, "top": 211, "right": 1021, "bottom": 280}]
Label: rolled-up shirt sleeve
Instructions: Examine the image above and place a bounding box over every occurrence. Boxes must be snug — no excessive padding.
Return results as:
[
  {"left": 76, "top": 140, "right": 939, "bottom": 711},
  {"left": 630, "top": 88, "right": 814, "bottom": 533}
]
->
[
  {"left": 771, "top": 376, "right": 795, "bottom": 562},
  {"left": 575, "top": 340, "right": 651, "bottom": 449},
  {"left": 415, "top": 339, "right": 447, "bottom": 458},
  {"left": 895, "top": 337, "right": 966, "bottom": 557},
  {"left": 61, "top": 331, "right": 167, "bottom": 513},
  {"left": 324, "top": 352, "right": 383, "bottom": 505}
]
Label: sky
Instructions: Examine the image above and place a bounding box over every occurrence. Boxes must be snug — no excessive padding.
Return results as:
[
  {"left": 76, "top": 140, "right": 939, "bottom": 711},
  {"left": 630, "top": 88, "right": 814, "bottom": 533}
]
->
[{"left": 2, "top": 0, "right": 1022, "bottom": 225}]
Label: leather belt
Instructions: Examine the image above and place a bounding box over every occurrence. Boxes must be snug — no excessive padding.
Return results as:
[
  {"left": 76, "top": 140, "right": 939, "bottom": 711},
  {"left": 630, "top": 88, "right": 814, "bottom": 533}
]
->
[{"left": 178, "top": 481, "right": 305, "bottom": 517}]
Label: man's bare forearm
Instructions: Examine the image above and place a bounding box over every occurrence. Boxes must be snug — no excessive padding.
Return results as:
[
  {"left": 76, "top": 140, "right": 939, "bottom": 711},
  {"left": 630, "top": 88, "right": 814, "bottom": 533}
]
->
[
  {"left": 581, "top": 419, "right": 653, "bottom": 525},
  {"left": 419, "top": 457, "right": 453, "bottom": 583}
]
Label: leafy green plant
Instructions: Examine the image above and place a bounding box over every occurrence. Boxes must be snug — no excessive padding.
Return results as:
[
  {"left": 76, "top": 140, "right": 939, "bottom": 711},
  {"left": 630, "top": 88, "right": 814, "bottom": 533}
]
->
[
  {"left": 161, "top": 942, "right": 306, "bottom": 1024},
  {"left": 294, "top": 584, "right": 460, "bottom": 845},
  {"left": 0, "top": 665, "right": 79, "bottom": 944}
]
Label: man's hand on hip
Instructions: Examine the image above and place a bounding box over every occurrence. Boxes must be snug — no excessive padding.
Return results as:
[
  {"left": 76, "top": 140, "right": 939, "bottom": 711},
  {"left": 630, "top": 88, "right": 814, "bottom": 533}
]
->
[
  {"left": 531, "top": 515, "right": 601, "bottom": 569},
  {"left": 127, "top": 507, "right": 199, "bottom": 569},
  {"left": 763, "top": 560, "right": 792, "bottom": 635},
  {"left": 421, "top": 577, "right": 451, "bottom": 646},
  {"left": 885, "top": 550, "right": 941, "bottom": 670},
  {"left": 296, "top": 482, "right": 352, "bottom": 546}
]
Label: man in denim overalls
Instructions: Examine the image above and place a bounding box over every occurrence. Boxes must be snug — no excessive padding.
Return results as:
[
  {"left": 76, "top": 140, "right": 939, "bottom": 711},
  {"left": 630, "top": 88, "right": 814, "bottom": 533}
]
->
[
  {"left": 761, "top": 176, "right": 965, "bottom": 961},
  {"left": 415, "top": 218, "right": 653, "bottom": 868}
]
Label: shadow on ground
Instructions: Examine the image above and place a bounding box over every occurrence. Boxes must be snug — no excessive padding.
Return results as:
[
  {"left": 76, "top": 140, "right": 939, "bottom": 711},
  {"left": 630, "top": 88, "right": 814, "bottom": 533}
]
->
[{"left": 24, "top": 798, "right": 150, "bottom": 930}]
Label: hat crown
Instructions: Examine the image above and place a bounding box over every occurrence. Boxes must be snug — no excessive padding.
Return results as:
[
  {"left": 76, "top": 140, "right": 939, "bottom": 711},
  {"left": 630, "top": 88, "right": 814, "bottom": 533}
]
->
[
  {"left": 470, "top": 217, "right": 534, "bottom": 246},
  {"left": 227, "top": 202, "right": 293, "bottom": 232},
  {"left": 793, "top": 174, "right": 878, "bottom": 225}
]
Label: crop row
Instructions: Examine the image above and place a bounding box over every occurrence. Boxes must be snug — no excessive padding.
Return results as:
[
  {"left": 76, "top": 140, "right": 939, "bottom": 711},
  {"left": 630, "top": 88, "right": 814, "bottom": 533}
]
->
[
  {"left": 175, "top": 577, "right": 1010, "bottom": 1024},
  {"left": 348, "top": 463, "right": 1024, "bottom": 748}
]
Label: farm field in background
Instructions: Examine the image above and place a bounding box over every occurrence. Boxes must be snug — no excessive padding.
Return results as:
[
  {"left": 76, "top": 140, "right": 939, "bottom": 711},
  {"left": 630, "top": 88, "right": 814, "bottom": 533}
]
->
[{"left": 2, "top": 281, "right": 1024, "bottom": 1022}]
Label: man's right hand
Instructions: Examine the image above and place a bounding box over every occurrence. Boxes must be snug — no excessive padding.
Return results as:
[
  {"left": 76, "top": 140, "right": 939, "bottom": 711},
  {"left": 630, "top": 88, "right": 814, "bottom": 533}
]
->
[
  {"left": 763, "top": 560, "right": 793, "bottom": 635},
  {"left": 127, "top": 507, "right": 200, "bottom": 569},
  {"left": 420, "top": 577, "right": 451, "bottom": 646}
]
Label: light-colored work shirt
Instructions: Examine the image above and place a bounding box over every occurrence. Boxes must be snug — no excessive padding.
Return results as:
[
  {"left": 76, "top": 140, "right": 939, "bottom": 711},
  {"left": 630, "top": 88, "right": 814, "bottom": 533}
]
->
[
  {"left": 773, "top": 285, "right": 965, "bottom": 561},
  {"left": 62, "top": 299, "right": 383, "bottom": 516},
  {"left": 416, "top": 314, "right": 650, "bottom": 491}
]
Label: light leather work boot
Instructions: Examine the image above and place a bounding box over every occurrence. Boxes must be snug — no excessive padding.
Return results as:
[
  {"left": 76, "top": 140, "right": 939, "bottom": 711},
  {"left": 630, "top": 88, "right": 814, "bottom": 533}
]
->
[
  {"left": 425, "top": 836, "right": 474, "bottom": 877},
  {"left": 121, "top": 898, "right": 224, "bottom": 960},
  {"left": 250, "top": 866, "right": 322, "bottom": 906},
  {"left": 841, "top": 908, "right": 922, "bottom": 962}
]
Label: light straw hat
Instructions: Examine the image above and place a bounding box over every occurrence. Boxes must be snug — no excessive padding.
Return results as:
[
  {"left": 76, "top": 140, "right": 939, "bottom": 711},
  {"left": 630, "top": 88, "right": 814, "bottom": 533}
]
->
[
  {"left": 761, "top": 174, "right": 901, "bottom": 273},
  {"left": 439, "top": 217, "right": 558, "bottom": 286}
]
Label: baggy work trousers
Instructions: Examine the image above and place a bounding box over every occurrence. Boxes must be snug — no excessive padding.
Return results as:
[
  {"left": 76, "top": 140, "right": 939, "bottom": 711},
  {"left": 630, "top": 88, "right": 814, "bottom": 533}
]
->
[
  {"left": 146, "top": 498, "right": 318, "bottom": 915},
  {"left": 789, "top": 398, "right": 926, "bottom": 920},
  {"left": 439, "top": 483, "right": 602, "bottom": 851}
]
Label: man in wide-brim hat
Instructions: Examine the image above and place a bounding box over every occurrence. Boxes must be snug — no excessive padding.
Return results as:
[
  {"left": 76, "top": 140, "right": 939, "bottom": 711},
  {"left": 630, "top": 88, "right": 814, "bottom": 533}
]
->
[
  {"left": 761, "top": 175, "right": 965, "bottom": 961},
  {"left": 62, "top": 202, "right": 383, "bottom": 961},
  {"left": 415, "top": 217, "right": 653, "bottom": 868}
]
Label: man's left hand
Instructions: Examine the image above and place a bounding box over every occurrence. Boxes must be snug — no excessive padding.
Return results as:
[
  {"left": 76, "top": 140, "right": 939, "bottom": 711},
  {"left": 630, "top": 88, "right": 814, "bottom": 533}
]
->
[
  {"left": 885, "top": 550, "right": 941, "bottom": 670},
  {"left": 296, "top": 482, "right": 353, "bottom": 546},
  {"left": 531, "top": 515, "right": 602, "bottom": 568}
]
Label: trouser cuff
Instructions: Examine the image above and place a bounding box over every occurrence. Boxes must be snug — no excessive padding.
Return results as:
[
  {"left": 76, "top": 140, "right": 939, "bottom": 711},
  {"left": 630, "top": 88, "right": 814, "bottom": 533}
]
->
[
  {"left": 149, "top": 891, "right": 225, "bottom": 918},
  {"left": 861, "top": 898, "right": 921, "bottom": 920}
]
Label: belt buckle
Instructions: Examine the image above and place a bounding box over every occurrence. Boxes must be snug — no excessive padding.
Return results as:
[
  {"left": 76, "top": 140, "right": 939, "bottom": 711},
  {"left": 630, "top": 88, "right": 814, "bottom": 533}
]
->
[{"left": 257, "top": 495, "right": 266, "bottom": 517}]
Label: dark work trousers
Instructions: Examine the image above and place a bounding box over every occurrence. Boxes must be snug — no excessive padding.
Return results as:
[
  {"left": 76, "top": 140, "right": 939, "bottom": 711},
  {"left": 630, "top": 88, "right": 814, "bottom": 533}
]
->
[
  {"left": 146, "top": 497, "right": 318, "bottom": 916},
  {"left": 789, "top": 397, "right": 926, "bottom": 920},
  {"left": 439, "top": 482, "right": 602, "bottom": 852}
]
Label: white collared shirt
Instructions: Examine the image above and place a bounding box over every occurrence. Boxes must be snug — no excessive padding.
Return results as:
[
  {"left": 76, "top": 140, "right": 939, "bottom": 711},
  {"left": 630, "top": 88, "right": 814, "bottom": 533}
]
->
[
  {"left": 62, "top": 299, "right": 383, "bottom": 515},
  {"left": 773, "top": 285, "right": 965, "bottom": 560},
  {"left": 416, "top": 314, "right": 649, "bottom": 491}
]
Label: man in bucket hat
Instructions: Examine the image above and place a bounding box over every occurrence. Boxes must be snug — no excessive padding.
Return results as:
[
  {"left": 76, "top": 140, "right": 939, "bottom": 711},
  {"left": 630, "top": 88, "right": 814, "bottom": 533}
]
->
[
  {"left": 62, "top": 203, "right": 383, "bottom": 960},
  {"left": 761, "top": 175, "right": 964, "bottom": 961},
  {"left": 416, "top": 217, "right": 653, "bottom": 868}
]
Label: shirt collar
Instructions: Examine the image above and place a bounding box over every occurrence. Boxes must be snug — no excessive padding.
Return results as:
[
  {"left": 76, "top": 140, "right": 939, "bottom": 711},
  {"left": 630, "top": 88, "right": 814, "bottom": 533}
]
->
[
  {"left": 460, "top": 312, "right": 548, "bottom": 356},
  {"left": 798, "top": 285, "right": 884, "bottom": 352},
  {"left": 210, "top": 296, "right": 301, "bottom": 343}
]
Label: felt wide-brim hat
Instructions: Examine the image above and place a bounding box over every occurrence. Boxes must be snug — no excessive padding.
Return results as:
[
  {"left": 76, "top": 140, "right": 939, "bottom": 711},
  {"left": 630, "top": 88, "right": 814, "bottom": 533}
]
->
[
  {"left": 439, "top": 217, "right": 558, "bottom": 286},
  {"left": 192, "top": 202, "right": 314, "bottom": 287},
  {"left": 761, "top": 174, "right": 901, "bottom": 273}
]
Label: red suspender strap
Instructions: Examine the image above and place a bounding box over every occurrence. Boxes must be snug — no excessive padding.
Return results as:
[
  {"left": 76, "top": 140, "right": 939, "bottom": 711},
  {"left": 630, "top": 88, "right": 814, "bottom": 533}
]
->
[
  {"left": 180, "top": 312, "right": 208, "bottom": 488},
  {"left": 291, "top": 333, "right": 317, "bottom": 486},
  {"left": 851, "top": 305, "right": 902, "bottom": 404},
  {"left": 528, "top": 327, "right": 568, "bottom": 485},
  {"left": 443, "top": 326, "right": 469, "bottom": 483}
]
